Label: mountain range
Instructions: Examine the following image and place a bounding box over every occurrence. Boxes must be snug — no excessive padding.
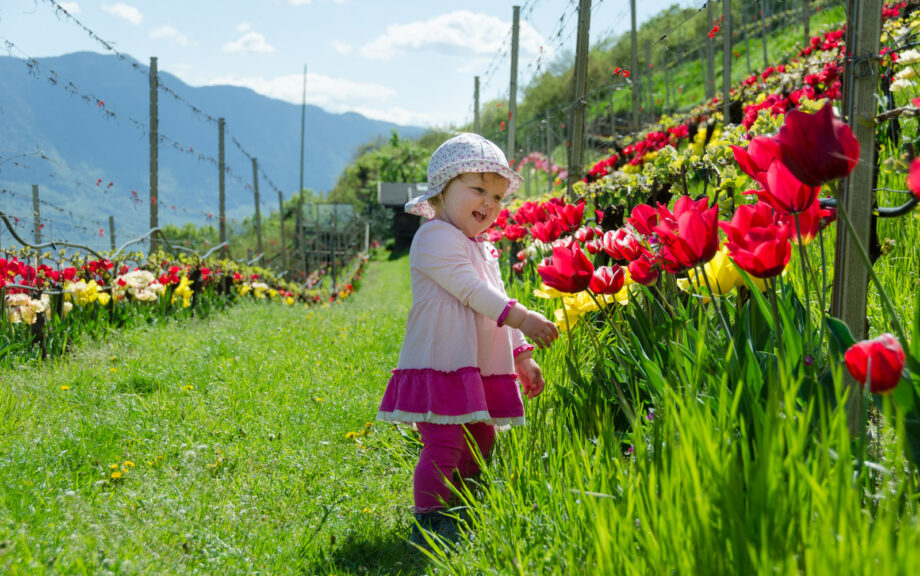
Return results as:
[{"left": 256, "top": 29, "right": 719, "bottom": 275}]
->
[{"left": 0, "top": 52, "right": 425, "bottom": 251}]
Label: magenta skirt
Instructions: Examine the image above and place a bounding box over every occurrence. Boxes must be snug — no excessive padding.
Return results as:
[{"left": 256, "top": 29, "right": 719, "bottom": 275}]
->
[{"left": 376, "top": 366, "right": 526, "bottom": 427}]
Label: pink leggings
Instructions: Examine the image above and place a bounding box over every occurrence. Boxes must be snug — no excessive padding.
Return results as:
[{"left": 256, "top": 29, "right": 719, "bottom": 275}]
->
[{"left": 414, "top": 422, "right": 496, "bottom": 513}]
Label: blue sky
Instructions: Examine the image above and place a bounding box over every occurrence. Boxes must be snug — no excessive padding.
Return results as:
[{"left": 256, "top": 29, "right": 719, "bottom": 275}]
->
[{"left": 1, "top": 0, "right": 706, "bottom": 128}]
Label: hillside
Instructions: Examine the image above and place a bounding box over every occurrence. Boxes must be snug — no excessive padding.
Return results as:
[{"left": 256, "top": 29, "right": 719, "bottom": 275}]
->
[{"left": 0, "top": 52, "right": 424, "bottom": 250}]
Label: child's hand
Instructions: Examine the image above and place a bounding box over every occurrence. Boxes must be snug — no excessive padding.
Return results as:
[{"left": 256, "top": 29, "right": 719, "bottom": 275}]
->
[
  {"left": 520, "top": 310, "right": 559, "bottom": 349},
  {"left": 516, "top": 355, "right": 546, "bottom": 399}
]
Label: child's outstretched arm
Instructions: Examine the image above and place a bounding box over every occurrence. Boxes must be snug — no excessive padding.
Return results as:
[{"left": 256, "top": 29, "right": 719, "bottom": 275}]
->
[{"left": 503, "top": 303, "right": 559, "bottom": 350}]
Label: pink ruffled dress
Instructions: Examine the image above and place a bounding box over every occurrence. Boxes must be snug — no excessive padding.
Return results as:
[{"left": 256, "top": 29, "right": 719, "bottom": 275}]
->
[{"left": 377, "top": 218, "right": 533, "bottom": 427}]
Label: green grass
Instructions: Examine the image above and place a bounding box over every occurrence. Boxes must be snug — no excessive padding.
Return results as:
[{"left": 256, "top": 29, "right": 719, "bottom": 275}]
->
[{"left": 0, "top": 255, "right": 429, "bottom": 575}]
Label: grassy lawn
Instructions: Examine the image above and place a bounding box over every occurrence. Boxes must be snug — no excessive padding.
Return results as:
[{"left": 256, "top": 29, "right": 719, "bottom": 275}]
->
[{"left": 0, "top": 254, "right": 431, "bottom": 575}]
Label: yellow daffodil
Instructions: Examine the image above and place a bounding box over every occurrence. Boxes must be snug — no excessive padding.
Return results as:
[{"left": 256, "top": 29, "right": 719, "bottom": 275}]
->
[
  {"left": 171, "top": 276, "right": 193, "bottom": 308},
  {"left": 533, "top": 283, "right": 564, "bottom": 300}
]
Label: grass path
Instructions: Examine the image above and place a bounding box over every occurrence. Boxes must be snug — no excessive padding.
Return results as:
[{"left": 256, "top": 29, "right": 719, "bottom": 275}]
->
[{"left": 0, "top": 254, "right": 431, "bottom": 575}]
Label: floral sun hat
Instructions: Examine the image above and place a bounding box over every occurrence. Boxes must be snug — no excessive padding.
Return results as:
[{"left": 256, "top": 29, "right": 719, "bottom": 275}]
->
[{"left": 405, "top": 132, "right": 524, "bottom": 218}]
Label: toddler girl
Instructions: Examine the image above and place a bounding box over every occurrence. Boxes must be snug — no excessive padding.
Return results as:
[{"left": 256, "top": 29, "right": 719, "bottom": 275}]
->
[{"left": 376, "top": 132, "right": 559, "bottom": 547}]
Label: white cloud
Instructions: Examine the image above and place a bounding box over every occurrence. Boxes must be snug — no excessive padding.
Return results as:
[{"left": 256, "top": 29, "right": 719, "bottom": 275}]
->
[
  {"left": 222, "top": 31, "right": 275, "bottom": 54},
  {"left": 199, "top": 72, "right": 418, "bottom": 122},
  {"left": 360, "top": 10, "right": 548, "bottom": 62},
  {"left": 101, "top": 3, "right": 143, "bottom": 26},
  {"left": 58, "top": 2, "right": 80, "bottom": 14},
  {"left": 150, "top": 25, "right": 191, "bottom": 47},
  {"left": 236, "top": 22, "right": 251, "bottom": 32},
  {"left": 349, "top": 105, "right": 438, "bottom": 127},
  {"left": 332, "top": 40, "right": 352, "bottom": 55}
]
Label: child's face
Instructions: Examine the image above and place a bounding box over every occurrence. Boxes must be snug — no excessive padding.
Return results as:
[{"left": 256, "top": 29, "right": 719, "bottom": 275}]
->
[{"left": 436, "top": 172, "right": 509, "bottom": 238}]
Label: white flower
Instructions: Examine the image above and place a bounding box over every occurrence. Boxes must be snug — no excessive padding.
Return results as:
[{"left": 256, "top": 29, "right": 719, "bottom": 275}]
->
[
  {"left": 895, "top": 66, "right": 918, "bottom": 81},
  {"left": 890, "top": 77, "right": 917, "bottom": 92},
  {"left": 5, "top": 293, "right": 30, "bottom": 307},
  {"left": 897, "top": 49, "right": 920, "bottom": 65}
]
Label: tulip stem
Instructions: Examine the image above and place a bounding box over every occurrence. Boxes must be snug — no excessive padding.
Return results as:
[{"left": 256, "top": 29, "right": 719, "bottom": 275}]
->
[
  {"left": 793, "top": 213, "right": 813, "bottom": 359},
  {"left": 559, "top": 296, "right": 576, "bottom": 358},
  {"left": 816, "top": 224, "right": 829, "bottom": 354},
  {"left": 697, "top": 263, "right": 733, "bottom": 339},
  {"left": 583, "top": 291, "right": 637, "bottom": 427},
  {"left": 768, "top": 277, "right": 787, "bottom": 386}
]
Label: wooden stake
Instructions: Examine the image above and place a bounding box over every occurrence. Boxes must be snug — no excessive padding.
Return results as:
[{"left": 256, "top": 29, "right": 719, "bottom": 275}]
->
[
  {"left": 567, "top": 0, "right": 592, "bottom": 198},
  {"left": 722, "top": 0, "right": 732, "bottom": 122},
  {"left": 278, "top": 191, "right": 287, "bottom": 270},
  {"left": 218, "top": 117, "right": 227, "bottom": 257},
  {"left": 831, "top": 0, "right": 882, "bottom": 437},
  {"left": 630, "top": 0, "right": 640, "bottom": 132},
  {"left": 252, "top": 157, "right": 263, "bottom": 255},
  {"left": 474, "top": 76, "right": 481, "bottom": 134},
  {"left": 149, "top": 56, "right": 159, "bottom": 254},
  {"left": 32, "top": 185, "right": 40, "bottom": 267},
  {"left": 507, "top": 6, "right": 520, "bottom": 163}
]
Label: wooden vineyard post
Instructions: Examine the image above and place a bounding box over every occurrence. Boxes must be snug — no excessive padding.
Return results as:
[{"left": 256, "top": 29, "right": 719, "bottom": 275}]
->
[
  {"left": 566, "top": 0, "right": 591, "bottom": 198},
  {"left": 218, "top": 117, "right": 226, "bottom": 257},
  {"left": 745, "top": 0, "right": 752, "bottom": 75},
  {"left": 149, "top": 56, "right": 159, "bottom": 254},
  {"left": 645, "top": 39, "right": 654, "bottom": 121},
  {"left": 630, "top": 0, "right": 639, "bottom": 132},
  {"left": 831, "top": 0, "right": 882, "bottom": 437},
  {"left": 803, "top": 0, "right": 810, "bottom": 47},
  {"left": 252, "top": 157, "right": 263, "bottom": 255},
  {"left": 32, "top": 184, "right": 41, "bottom": 267},
  {"left": 760, "top": 0, "right": 769, "bottom": 68},
  {"left": 507, "top": 5, "right": 520, "bottom": 164},
  {"left": 545, "top": 112, "right": 553, "bottom": 193},
  {"left": 298, "top": 65, "right": 308, "bottom": 279},
  {"left": 706, "top": 0, "right": 716, "bottom": 100},
  {"left": 474, "top": 76, "right": 481, "bottom": 135},
  {"left": 722, "top": 0, "right": 732, "bottom": 122},
  {"left": 278, "top": 191, "right": 288, "bottom": 271}
]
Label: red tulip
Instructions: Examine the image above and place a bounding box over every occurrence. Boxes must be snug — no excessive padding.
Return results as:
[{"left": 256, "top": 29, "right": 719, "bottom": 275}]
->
[
  {"left": 503, "top": 224, "right": 527, "bottom": 242},
  {"left": 653, "top": 196, "right": 720, "bottom": 273},
  {"left": 574, "top": 226, "right": 597, "bottom": 244},
  {"left": 844, "top": 334, "right": 905, "bottom": 394},
  {"left": 512, "top": 262, "right": 525, "bottom": 275},
  {"left": 777, "top": 198, "right": 834, "bottom": 245},
  {"left": 628, "top": 254, "right": 660, "bottom": 286},
  {"left": 602, "top": 228, "right": 645, "bottom": 261},
  {"left": 589, "top": 265, "right": 625, "bottom": 295},
  {"left": 731, "top": 136, "right": 781, "bottom": 182},
  {"left": 908, "top": 157, "right": 920, "bottom": 201},
  {"left": 537, "top": 244, "right": 594, "bottom": 293},
  {"left": 747, "top": 160, "right": 822, "bottom": 215},
  {"left": 719, "top": 202, "right": 776, "bottom": 245},
  {"left": 775, "top": 101, "right": 860, "bottom": 187},
  {"left": 724, "top": 223, "right": 792, "bottom": 279},
  {"left": 531, "top": 217, "right": 565, "bottom": 243},
  {"left": 627, "top": 204, "right": 659, "bottom": 236},
  {"left": 584, "top": 239, "right": 603, "bottom": 254},
  {"left": 557, "top": 201, "right": 585, "bottom": 231}
]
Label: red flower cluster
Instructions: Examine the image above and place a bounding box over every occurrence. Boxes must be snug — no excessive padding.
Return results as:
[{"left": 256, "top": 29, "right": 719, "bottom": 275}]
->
[
  {"left": 158, "top": 265, "right": 185, "bottom": 286},
  {"left": 733, "top": 101, "right": 858, "bottom": 214}
]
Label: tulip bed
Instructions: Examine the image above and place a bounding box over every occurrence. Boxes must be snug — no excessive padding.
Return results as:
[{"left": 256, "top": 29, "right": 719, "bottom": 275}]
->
[
  {"left": 0, "top": 247, "right": 370, "bottom": 367},
  {"left": 413, "top": 3, "right": 920, "bottom": 573}
]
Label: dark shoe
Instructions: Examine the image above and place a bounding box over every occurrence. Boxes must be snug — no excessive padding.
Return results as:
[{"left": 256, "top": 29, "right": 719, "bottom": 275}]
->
[{"left": 408, "top": 510, "right": 461, "bottom": 551}]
